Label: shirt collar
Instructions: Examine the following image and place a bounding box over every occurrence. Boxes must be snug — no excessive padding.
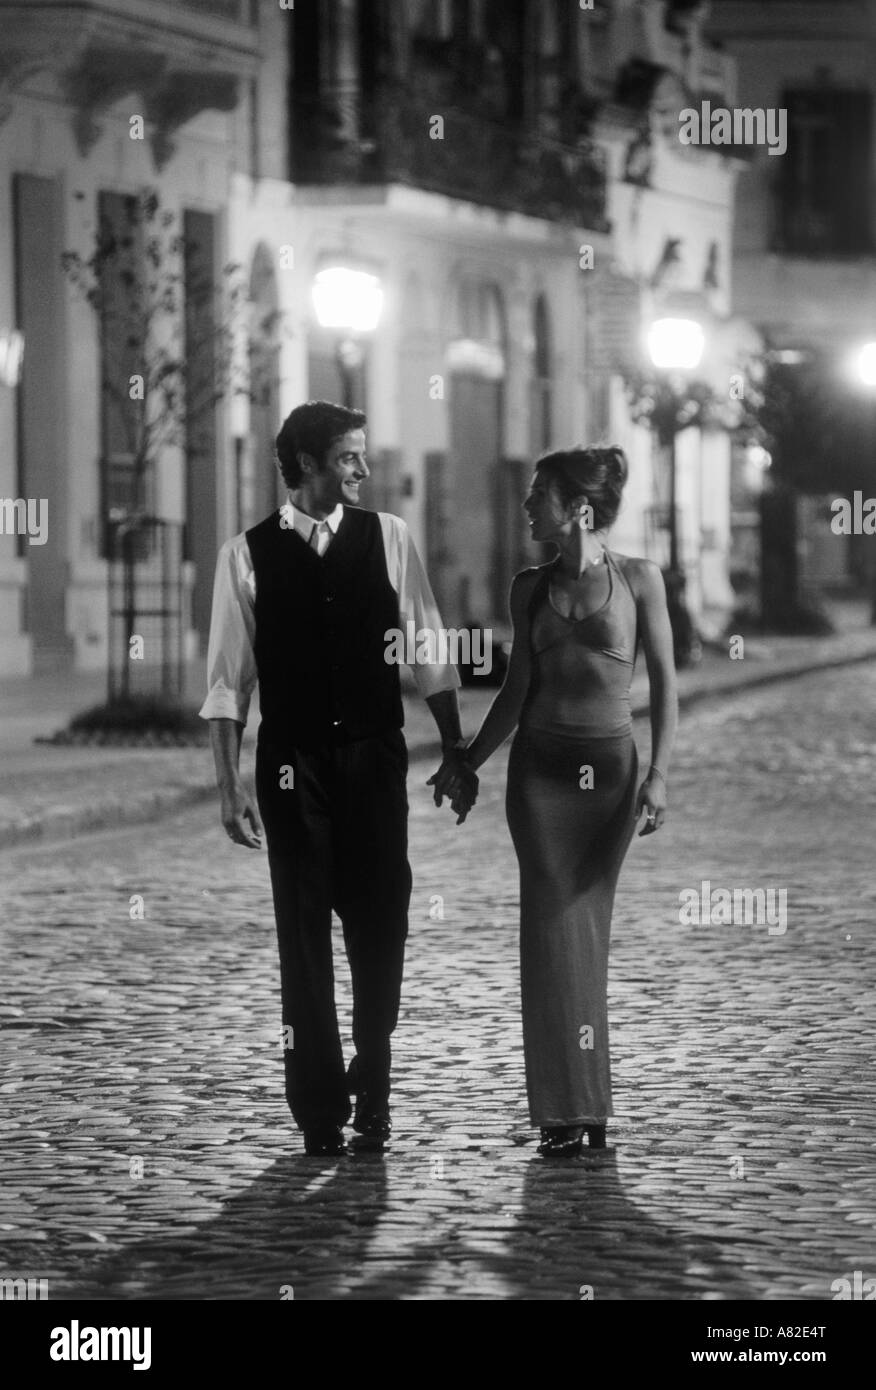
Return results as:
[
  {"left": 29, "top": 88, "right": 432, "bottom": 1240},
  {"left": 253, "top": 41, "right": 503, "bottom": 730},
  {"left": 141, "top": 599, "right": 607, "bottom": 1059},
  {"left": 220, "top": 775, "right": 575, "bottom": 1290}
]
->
[{"left": 280, "top": 498, "right": 344, "bottom": 541}]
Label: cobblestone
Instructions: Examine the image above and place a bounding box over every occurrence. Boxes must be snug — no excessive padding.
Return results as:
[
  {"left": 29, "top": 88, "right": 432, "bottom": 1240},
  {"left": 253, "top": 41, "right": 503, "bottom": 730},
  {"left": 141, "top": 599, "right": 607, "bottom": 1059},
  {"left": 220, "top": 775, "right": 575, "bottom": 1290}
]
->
[
  {"left": 0, "top": 664, "right": 874, "bottom": 1299},
  {"left": 4, "top": 612, "right": 876, "bottom": 848}
]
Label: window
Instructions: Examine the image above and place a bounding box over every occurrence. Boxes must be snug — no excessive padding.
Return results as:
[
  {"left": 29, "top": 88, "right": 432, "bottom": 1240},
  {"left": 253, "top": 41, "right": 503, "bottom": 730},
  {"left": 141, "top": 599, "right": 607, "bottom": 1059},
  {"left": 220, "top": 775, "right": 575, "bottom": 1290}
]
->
[
  {"left": 97, "top": 191, "right": 154, "bottom": 552},
  {"left": 776, "top": 90, "right": 872, "bottom": 255},
  {"left": 530, "top": 294, "right": 553, "bottom": 455}
]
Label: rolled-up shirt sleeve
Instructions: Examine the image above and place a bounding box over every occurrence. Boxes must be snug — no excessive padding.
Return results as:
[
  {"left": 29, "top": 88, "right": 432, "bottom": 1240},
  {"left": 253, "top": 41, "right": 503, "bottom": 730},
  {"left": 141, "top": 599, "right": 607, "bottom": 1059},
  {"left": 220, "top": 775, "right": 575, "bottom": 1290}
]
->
[
  {"left": 380, "top": 513, "right": 461, "bottom": 700},
  {"left": 198, "top": 535, "right": 257, "bottom": 724}
]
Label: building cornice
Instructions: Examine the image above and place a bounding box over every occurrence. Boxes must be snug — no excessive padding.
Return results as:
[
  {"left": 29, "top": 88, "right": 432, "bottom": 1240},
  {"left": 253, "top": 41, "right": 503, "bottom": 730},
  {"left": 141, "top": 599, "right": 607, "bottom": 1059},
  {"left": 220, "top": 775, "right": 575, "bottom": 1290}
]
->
[
  {"left": 292, "top": 182, "right": 613, "bottom": 250},
  {"left": 0, "top": 2, "right": 256, "bottom": 166}
]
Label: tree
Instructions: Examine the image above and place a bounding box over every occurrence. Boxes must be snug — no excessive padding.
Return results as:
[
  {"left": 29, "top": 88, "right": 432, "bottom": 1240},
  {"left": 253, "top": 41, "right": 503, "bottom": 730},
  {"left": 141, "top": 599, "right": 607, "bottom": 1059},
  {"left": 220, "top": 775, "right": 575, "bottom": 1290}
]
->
[
  {"left": 61, "top": 190, "right": 279, "bottom": 719},
  {"left": 757, "top": 353, "right": 873, "bottom": 496},
  {"left": 62, "top": 190, "right": 265, "bottom": 523},
  {"left": 754, "top": 351, "right": 876, "bottom": 626}
]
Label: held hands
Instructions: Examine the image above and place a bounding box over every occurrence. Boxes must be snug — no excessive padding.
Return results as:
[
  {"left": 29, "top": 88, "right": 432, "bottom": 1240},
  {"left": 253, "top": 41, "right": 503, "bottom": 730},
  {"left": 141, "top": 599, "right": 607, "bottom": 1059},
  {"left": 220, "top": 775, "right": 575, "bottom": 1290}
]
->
[
  {"left": 636, "top": 766, "right": 667, "bottom": 837},
  {"left": 427, "top": 745, "right": 479, "bottom": 825},
  {"left": 220, "top": 781, "right": 263, "bottom": 848}
]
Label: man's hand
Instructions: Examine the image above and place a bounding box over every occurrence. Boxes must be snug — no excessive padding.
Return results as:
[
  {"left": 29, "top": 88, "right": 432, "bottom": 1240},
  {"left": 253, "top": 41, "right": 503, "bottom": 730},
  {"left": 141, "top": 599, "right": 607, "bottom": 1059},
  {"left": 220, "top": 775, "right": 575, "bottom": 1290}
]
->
[
  {"left": 220, "top": 782, "right": 263, "bottom": 848},
  {"left": 427, "top": 748, "right": 479, "bottom": 825}
]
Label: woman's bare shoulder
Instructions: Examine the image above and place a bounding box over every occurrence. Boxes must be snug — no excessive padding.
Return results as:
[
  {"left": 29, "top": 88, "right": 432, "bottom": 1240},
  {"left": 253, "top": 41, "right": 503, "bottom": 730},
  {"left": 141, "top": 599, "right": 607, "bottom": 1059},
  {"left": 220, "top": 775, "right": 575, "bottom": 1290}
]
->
[
  {"left": 512, "top": 562, "right": 551, "bottom": 584},
  {"left": 610, "top": 551, "right": 664, "bottom": 597},
  {"left": 510, "top": 564, "right": 549, "bottom": 596},
  {"left": 508, "top": 565, "right": 548, "bottom": 619}
]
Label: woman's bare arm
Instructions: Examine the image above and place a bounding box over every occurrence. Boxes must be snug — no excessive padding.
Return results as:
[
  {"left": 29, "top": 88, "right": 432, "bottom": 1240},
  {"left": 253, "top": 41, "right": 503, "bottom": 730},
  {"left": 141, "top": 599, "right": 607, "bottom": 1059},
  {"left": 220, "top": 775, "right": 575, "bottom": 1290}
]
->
[
  {"left": 630, "top": 559, "right": 678, "bottom": 834},
  {"left": 462, "top": 570, "right": 537, "bottom": 772}
]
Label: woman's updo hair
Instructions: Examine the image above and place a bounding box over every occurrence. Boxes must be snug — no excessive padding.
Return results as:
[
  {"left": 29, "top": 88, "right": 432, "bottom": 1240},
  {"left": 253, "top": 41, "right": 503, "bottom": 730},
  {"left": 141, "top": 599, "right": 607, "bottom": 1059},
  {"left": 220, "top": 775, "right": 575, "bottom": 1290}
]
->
[{"left": 535, "top": 445, "right": 628, "bottom": 531}]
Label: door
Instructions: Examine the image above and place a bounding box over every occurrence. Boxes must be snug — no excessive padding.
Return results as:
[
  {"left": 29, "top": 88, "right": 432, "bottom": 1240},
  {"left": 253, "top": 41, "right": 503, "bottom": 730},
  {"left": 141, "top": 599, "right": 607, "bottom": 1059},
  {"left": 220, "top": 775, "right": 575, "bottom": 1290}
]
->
[
  {"left": 425, "top": 450, "right": 452, "bottom": 617},
  {"left": 448, "top": 371, "right": 503, "bottom": 624}
]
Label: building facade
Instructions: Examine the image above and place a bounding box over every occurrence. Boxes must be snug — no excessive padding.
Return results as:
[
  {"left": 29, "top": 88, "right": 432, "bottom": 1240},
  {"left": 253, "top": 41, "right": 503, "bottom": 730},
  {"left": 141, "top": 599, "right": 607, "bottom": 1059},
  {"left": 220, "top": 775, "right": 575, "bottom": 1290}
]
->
[
  {"left": 707, "top": 0, "right": 876, "bottom": 597},
  {"left": 0, "top": 0, "right": 745, "bottom": 679}
]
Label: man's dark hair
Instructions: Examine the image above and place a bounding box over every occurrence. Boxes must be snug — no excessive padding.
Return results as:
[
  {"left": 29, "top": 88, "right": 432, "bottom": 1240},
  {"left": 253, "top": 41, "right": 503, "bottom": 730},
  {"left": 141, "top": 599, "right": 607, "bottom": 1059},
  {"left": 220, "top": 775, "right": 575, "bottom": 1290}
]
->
[{"left": 276, "top": 401, "right": 367, "bottom": 488}]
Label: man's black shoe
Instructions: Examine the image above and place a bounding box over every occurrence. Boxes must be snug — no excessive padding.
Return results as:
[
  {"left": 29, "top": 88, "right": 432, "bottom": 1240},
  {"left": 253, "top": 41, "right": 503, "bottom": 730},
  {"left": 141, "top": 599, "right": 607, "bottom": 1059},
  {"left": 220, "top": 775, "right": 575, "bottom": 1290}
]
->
[
  {"left": 303, "top": 1124, "right": 347, "bottom": 1157},
  {"left": 351, "top": 1096, "right": 391, "bottom": 1150}
]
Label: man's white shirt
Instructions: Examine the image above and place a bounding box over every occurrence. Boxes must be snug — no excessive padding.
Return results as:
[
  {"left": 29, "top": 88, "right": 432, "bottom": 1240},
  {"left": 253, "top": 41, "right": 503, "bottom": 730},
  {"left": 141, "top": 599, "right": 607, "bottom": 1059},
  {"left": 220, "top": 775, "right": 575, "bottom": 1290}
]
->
[{"left": 199, "top": 499, "right": 461, "bottom": 725}]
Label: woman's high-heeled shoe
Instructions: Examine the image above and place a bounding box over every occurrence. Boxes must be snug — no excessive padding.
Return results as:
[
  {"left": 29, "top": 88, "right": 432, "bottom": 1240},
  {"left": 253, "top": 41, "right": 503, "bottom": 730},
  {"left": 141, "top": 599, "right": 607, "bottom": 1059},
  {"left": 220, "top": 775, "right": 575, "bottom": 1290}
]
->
[
  {"left": 537, "top": 1124, "right": 607, "bottom": 1156},
  {"left": 537, "top": 1125, "right": 584, "bottom": 1157}
]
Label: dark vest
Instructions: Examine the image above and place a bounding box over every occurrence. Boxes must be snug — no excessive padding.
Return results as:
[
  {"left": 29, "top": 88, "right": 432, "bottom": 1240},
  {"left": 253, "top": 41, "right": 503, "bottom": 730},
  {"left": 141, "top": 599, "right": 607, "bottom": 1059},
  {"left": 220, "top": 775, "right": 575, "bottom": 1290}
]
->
[{"left": 246, "top": 507, "right": 404, "bottom": 749}]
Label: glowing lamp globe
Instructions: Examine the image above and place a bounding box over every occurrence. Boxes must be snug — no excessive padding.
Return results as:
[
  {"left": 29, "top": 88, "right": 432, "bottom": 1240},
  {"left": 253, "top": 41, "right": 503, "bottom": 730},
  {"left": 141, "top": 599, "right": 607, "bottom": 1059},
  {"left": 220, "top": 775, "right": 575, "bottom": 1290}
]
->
[
  {"left": 312, "top": 267, "right": 384, "bottom": 334},
  {"left": 647, "top": 318, "right": 705, "bottom": 371}
]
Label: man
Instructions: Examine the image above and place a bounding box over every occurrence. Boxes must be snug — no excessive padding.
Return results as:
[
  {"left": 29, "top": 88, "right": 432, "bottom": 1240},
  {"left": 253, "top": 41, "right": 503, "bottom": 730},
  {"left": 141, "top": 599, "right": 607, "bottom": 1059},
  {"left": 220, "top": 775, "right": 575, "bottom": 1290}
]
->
[{"left": 200, "top": 400, "right": 477, "bottom": 1157}]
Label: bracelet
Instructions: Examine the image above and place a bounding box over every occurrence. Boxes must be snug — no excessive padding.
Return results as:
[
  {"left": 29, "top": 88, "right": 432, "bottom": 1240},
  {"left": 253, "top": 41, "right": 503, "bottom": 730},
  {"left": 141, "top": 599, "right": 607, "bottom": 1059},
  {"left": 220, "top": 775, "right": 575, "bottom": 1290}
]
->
[{"left": 648, "top": 765, "right": 667, "bottom": 785}]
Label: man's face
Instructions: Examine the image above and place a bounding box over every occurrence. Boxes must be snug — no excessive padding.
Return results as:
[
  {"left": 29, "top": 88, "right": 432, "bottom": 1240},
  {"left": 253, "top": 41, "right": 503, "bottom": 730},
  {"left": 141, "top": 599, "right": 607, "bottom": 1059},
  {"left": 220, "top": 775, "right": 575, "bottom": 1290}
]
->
[{"left": 306, "top": 429, "right": 369, "bottom": 510}]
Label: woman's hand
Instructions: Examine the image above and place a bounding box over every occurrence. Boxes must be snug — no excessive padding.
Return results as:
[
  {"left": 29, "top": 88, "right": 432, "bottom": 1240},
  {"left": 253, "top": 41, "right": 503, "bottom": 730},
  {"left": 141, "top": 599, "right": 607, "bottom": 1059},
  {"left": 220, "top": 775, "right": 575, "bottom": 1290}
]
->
[
  {"left": 427, "top": 747, "right": 479, "bottom": 825},
  {"left": 636, "top": 769, "right": 667, "bottom": 836}
]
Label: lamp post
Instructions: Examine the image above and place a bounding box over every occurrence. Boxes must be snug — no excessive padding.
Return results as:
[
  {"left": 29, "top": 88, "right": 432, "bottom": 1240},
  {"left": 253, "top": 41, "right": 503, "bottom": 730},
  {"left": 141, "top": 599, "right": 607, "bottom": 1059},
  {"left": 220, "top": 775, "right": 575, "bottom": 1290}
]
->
[
  {"left": 854, "top": 340, "right": 876, "bottom": 390},
  {"left": 852, "top": 340, "right": 876, "bottom": 622},
  {"left": 0, "top": 328, "right": 24, "bottom": 387},
  {"left": 646, "top": 317, "right": 706, "bottom": 667},
  {"left": 311, "top": 265, "right": 384, "bottom": 408}
]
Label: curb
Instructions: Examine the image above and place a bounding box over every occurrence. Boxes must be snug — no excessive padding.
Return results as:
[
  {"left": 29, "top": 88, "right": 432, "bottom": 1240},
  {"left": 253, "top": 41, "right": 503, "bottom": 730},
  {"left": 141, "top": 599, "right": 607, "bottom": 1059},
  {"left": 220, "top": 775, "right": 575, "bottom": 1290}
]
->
[
  {"left": 0, "top": 784, "right": 217, "bottom": 852},
  {"left": 3, "top": 645, "right": 875, "bottom": 851},
  {"left": 635, "top": 645, "right": 876, "bottom": 719},
  {"left": 403, "top": 645, "right": 876, "bottom": 764}
]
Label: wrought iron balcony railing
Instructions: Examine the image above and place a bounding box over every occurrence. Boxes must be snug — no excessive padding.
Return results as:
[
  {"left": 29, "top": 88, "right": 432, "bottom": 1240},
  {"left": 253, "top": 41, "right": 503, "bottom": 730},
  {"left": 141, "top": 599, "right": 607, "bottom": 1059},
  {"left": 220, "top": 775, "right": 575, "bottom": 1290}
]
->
[{"left": 294, "top": 95, "right": 609, "bottom": 230}]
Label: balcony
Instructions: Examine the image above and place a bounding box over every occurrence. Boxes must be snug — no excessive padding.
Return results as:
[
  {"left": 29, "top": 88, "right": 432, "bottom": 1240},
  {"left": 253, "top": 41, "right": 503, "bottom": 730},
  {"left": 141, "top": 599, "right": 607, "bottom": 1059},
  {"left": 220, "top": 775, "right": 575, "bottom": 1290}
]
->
[
  {"left": 293, "top": 95, "right": 609, "bottom": 231},
  {"left": 0, "top": 0, "right": 257, "bottom": 164}
]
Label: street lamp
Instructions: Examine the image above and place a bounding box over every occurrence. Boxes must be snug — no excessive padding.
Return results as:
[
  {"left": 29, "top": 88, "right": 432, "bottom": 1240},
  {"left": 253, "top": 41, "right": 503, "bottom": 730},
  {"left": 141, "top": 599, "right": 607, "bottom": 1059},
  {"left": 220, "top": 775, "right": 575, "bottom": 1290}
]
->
[
  {"left": 852, "top": 340, "right": 876, "bottom": 390},
  {"left": 312, "top": 265, "right": 384, "bottom": 407},
  {"left": 0, "top": 328, "right": 24, "bottom": 387},
  {"left": 646, "top": 317, "right": 706, "bottom": 665},
  {"left": 852, "top": 341, "right": 876, "bottom": 621},
  {"left": 647, "top": 317, "right": 705, "bottom": 373}
]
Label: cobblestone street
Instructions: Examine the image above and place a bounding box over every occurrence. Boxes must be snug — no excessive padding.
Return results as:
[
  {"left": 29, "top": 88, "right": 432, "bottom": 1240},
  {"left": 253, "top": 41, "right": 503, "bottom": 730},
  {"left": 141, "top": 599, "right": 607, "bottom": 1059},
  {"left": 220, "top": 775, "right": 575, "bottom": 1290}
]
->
[{"left": 1, "top": 664, "right": 875, "bottom": 1300}]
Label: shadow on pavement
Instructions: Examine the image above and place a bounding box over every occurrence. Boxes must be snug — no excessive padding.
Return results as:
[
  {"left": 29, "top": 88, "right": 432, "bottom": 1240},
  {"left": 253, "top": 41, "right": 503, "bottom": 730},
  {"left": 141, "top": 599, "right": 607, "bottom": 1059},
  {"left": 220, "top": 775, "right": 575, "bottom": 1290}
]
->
[
  {"left": 63, "top": 1154, "right": 390, "bottom": 1301},
  {"left": 345, "top": 1148, "right": 757, "bottom": 1301},
  {"left": 479, "top": 1149, "right": 758, "bottom": 1300},
  {"left": 59, "top": 1146, "right": 755, "bottom": 1300}
]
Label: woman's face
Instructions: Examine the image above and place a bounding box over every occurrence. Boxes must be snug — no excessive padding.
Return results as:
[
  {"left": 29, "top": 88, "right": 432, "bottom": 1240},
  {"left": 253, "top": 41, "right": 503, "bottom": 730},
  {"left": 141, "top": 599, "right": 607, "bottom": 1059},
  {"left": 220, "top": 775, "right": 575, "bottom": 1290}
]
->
[{"left": 524, "top": 470, "right": 578, "bottom": 544}]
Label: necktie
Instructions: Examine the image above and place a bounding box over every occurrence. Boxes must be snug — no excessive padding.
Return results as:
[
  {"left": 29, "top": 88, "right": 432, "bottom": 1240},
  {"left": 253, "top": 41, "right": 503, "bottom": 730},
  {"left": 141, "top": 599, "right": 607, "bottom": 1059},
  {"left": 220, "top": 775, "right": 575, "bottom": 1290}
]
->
[{"left": 310, "top": 521, "right": 328, "bottom": 555}]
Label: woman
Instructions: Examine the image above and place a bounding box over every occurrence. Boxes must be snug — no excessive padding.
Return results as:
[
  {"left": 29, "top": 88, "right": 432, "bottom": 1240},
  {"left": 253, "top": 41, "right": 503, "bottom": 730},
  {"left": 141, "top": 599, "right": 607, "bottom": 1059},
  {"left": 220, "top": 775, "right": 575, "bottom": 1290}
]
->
[{"left": 435, "top": 446, "right": 677, "bottom": 1156}]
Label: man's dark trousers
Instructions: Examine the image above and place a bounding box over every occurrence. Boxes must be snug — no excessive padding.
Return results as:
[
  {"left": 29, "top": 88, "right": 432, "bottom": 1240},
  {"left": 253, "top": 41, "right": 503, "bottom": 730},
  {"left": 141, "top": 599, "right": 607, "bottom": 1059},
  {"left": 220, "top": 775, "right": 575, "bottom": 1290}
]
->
[{"left": 256, "top": 727, "right": 412, "bottom": 1131}]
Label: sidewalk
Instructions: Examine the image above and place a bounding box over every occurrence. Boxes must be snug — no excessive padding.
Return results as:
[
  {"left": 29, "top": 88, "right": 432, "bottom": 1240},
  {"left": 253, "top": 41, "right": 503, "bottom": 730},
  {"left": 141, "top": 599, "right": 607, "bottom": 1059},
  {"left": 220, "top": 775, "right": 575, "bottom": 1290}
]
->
[{"left": 2, "top": 607, "right": 876, "bottom": 849}]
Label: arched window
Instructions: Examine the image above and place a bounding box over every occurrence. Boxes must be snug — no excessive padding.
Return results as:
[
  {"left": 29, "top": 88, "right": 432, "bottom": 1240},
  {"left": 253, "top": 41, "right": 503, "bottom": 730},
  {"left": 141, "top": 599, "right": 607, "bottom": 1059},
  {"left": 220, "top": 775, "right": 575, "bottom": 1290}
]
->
[
  {"left": 456, "top": 276, "right": 505, "bottom": 345},
  {"left": 447, "top": 276, "right": 506, "bottom": 378}
]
